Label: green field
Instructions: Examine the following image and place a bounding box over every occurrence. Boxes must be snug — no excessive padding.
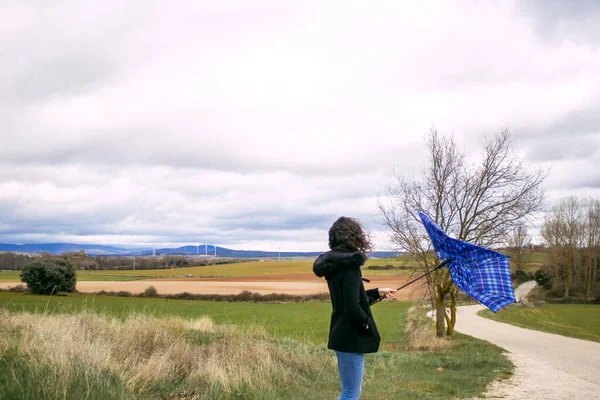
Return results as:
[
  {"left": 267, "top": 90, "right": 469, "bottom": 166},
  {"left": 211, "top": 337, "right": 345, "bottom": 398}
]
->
[
  {"left": 1, "top": 257, "right": 416, "bottom": 282},
  {"left": 0, "top": 270, "right": 150, "bottom": 282},
  {"left": 0, "top": 292, "right": 406, "bottom": 347},
  {"left": 479, "top": 304, "right": 600, "bottom": 343},
  {"left": 0, "top": 292, "right": 512, "bottom": 399}
]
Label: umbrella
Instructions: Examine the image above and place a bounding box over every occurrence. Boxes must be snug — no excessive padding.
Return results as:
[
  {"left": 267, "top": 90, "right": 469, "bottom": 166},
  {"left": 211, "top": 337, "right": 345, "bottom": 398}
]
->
[
  {"left": 371, "top": 212, "right": 516, "bottom": 312},
  {"left": 417, "top": 211, "right": 516, "bottom": 312}
]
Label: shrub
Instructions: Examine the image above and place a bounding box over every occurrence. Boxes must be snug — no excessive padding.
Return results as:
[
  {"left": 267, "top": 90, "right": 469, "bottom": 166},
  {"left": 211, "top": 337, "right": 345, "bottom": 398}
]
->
[
  {"left": 512, "top": 269, "right": 529, "bottom": 284},
  {"left": 142, "top": 285, "right": 158, "bottom": 297},
  {"left": 534, "top": 268, "right": 552, "bottom": 290},
  {"left": 7, "top": 284, "right": 28, "bottom": 293},
  {"left": 20, "top": 259, "right": 76, "bottom": 295},
  {"left": 526, "top": 272, "right": 535, "bottom": 281},
  {"left": 405, "top": 305, "right": 452, "bottom": 351},
  {"left": 92, "top": 289, "right": 330, "bottom": 303}
]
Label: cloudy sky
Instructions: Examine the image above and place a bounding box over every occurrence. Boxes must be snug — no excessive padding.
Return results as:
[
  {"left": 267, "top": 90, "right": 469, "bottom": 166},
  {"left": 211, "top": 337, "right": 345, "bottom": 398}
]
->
[{"left": 1, "top": 0, "right": 599, "bottom": 251}]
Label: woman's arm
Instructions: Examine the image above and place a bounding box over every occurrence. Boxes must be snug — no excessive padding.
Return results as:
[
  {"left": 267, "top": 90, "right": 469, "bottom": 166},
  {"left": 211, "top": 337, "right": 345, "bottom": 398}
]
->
[{"left": 366, "top": 288, "right": 381, "bottom": 305}]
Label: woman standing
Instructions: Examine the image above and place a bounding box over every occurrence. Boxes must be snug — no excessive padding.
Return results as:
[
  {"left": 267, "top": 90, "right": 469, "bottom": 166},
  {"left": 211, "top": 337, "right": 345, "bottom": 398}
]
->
[{"left": 313, "top": 216, "right": 396, "bottom": 400}]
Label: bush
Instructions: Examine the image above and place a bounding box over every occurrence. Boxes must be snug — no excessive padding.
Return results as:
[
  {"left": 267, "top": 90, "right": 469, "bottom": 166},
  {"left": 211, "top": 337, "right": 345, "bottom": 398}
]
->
[
  {"left": 526, "top": 272, "right": 535, "bottom": 281},
  {"left": 405, "top": 305, "right": 453, "bottom": 351},
  {"left": 92, "top": 289, "right": 330, "bottom": 303},
  {"left": 20, "top": 259, "right": 76, "bottom": 295},
  {"left": 534, "top": 268, "right": 552, "bottom": 290},
  {"left": 512, "top": 269, "right": 529, "bottom": 283},
  {"left": 7, "top": 284, "right": 28, "bottom": 293},
  {"left": 142, "top": 285, "right": 158, "bottom": 297}
]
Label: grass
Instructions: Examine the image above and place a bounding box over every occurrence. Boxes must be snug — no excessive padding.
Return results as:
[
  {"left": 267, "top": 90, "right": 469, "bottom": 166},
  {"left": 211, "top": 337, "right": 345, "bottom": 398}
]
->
[
  {"left": 510, "top": 251, "right": 545, "bottom": 273},
  {"left": 479, "top": 304, "right": 600, "bottom": 343},
  {"left": 0, "top": 292, "right": 406, "bottom": 346},
  {"left": 0, "top": 293, "right": 513, "bottom": 399},
  {"left": 77, "top": 274, "right": 150, "bottom": 281},
  {"left": 1, "top": 258, "right": 417, "bottom": 282},
  {"left": 0, "top": 271, "right": 149, "bottom": 283},
  {"left": 0, "top": 311, "right": 334, "bottom": 400},
  {"left": 0, "top": 254, "right": 418, "bottom": 282}
]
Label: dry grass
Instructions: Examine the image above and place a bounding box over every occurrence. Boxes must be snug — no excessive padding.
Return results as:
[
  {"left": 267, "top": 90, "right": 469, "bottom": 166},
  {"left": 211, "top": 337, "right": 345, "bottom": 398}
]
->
[
  {"left": 405, "top": 305, "right": 453, "bottom": 351},
  {"left": 0, "top": 309, "right": 333, "bottom": 398}
]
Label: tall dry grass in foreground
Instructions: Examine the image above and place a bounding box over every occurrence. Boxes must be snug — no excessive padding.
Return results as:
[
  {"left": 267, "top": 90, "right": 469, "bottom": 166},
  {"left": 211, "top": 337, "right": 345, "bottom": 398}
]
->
[
  {"left": 0, "top": 310, "right": 334, "bottom": 399},
  {"left": 405, "top": 305, "right": 453, "bottom": 351}
]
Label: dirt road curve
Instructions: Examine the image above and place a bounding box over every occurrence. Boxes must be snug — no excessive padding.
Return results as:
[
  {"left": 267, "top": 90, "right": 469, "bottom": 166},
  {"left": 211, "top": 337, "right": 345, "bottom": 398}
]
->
[
  {"left": 513, "top": 280, "right": 537, "bottom": 302},
  {"left": 457, "top": 305, "right": 600, "bottom": 400}
]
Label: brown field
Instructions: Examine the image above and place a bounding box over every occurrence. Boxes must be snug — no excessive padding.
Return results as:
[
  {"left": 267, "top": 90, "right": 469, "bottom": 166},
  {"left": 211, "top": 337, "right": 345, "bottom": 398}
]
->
[{"left": 0, "top": 273, "right": 427, "bottom": 300}]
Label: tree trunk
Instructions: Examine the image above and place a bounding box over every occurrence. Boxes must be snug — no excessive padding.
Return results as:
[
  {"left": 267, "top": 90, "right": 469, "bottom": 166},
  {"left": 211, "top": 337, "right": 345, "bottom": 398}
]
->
[
  {"left": 566, "top": 245, "right": 572, "bottom": 298},
  {"left": 587, "top": 250, "right": 593, "bottom": 298},
  {"left": 435, "top": 286, "right": 446, "bottom": 338},
  {"left": 446, "top": 290, "right": 457, "bottom": 336},
  {"left": 435, "top": 271, "right": 456, "bottom": 337}
]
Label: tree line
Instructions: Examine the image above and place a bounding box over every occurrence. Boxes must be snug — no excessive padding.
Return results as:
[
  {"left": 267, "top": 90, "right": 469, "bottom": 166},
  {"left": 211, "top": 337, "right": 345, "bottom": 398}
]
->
[
  {"left": 541, "top": 196, "right": 600, "bottom": 298},
  {"left": 0, "top": 251, "right": 238, "bottom": 271}
]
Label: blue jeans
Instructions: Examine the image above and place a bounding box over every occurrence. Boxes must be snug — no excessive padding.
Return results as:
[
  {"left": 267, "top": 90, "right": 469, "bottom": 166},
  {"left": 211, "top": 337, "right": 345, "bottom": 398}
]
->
[{"left": 335, "top": 351, "right": 365, "bottom": 400}]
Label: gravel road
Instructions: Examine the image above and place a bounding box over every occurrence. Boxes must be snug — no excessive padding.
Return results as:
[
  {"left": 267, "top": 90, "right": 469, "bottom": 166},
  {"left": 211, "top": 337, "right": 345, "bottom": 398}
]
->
[{"left": 457, "top": 304, "right": 600, "bottom": 399}]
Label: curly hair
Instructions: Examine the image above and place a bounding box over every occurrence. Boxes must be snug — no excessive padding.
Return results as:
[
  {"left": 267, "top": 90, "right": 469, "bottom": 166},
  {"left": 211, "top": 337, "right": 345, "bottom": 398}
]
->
[{"left": 328, "top": 216, "right": 372, "bottom": 253}]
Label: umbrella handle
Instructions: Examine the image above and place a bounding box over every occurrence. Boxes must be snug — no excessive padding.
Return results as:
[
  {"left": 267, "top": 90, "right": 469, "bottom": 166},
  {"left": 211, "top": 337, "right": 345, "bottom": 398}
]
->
[{"left": 370, "top": 258, "right": 452, "bottom": 305}]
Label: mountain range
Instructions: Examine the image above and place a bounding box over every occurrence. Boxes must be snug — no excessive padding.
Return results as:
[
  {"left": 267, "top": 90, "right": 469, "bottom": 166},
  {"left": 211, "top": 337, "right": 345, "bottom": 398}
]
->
[{"left": 0, "top": 243, "right": 400, "bottom": 258}]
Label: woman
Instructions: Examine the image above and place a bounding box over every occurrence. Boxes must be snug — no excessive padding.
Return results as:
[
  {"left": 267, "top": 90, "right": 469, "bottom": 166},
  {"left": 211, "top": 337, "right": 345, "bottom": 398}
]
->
[{"left": 313, "top": 216, "right": 396, "bottom": 400}]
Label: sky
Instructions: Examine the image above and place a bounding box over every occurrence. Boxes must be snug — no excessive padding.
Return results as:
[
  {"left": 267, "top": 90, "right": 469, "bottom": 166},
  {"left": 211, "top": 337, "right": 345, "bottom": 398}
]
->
[{"left": 1, "top": 0, "right": 599, "bottom": 252}]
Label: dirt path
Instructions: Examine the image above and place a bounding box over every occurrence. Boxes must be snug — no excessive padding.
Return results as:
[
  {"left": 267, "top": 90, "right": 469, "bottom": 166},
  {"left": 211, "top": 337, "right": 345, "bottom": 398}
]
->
[
  {"left": 0, "top": 275, "right": 423, "bottom": 300},
  {"left": 513, "top": 280, "right": 537, "bottom": 302},
  {"left": 457, "top": 304, "right": 600, "bottom": 399}
]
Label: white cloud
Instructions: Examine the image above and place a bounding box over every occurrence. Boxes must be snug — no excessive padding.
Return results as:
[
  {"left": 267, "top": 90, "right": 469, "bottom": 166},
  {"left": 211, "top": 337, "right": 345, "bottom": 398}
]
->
[{"left": 1, "top": 0, "right": 599, "bottom": 250}]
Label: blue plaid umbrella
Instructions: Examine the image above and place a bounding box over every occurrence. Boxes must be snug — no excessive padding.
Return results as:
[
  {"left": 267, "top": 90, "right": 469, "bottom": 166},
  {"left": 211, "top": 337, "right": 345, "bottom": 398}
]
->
[{"left": 418, "top": 212, "right": 516, "bottom": 312}]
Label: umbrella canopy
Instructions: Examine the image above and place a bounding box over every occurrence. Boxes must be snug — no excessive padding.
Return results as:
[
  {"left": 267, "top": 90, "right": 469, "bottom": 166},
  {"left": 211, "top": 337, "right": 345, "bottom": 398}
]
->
[{"left": 418, "top": 212, "right": 516, "bottom": 312}]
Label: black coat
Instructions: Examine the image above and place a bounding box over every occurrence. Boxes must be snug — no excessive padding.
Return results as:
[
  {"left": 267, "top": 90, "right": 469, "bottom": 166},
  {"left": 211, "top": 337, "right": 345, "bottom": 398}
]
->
[{"left": 313, "top": 248, "right": 381, "bottom": 353}]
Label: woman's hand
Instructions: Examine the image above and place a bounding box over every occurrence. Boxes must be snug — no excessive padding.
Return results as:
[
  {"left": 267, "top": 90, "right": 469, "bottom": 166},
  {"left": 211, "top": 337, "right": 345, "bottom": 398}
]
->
[{"left": 378, "top": 288, "right": 397, "bottom": 299}]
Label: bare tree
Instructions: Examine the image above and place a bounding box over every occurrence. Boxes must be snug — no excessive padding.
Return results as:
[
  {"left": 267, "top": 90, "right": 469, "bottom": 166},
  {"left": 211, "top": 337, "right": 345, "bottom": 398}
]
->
[
  {"left": 542, "top": 196, "right": 600, "bottom": 298},
  {"left": 585, "top": 198, "right": 600, "bottom": 297},
  {"left": 379, "top": 128, "right": 547, "bottom": 337},
  {"left": 541, "top": 211, "right": 566, "bottom": 289},
  {"left": 509, "top": 224, "right": 532, "bottom": 271},
  {"left": 542, "top": 197, "right": 584, "bottom": 297}
]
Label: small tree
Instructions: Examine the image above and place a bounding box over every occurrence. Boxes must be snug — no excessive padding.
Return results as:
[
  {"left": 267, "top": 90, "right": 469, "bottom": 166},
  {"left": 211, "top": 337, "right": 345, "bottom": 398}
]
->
[
  {"left": 509, "top": 224, "right": 532, "bottom": 271},
  {"left": 541, "top": 197, "right": 585, "bottom": 297},
  {"left": 20, "top": 259, "right": 76, "bottom": 295}
]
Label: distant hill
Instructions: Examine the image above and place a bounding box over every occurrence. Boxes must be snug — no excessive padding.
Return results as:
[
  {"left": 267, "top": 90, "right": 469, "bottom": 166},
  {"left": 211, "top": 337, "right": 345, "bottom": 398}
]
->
[
  {"left": 135, "top": 245, "right": 323, "bottom": 258},
  {"left": 139, "top": 245, "right": 399, "bottom": 259},
  {"left": 0, "top": 243, "right": 400, "bottom": 258},
  {"left": 0, "top": 243, "right": 132, "bottom": 255}
]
